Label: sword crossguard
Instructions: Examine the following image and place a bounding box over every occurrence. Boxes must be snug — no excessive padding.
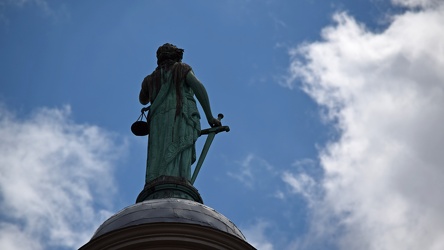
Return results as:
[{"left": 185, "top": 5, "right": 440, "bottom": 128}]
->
[{"left": 200, "top": 126, "right": 230, "bottom": 136}]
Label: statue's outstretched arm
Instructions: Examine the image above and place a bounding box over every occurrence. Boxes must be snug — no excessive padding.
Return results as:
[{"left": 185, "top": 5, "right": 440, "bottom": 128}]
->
[{"left": 186, "top": 71, "right": 220, "bottom": 127}]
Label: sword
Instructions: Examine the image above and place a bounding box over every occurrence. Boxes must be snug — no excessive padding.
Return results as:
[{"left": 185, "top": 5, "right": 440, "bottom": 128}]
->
[{"left": 191, "top": 114, "right": 230, "bottom": 184}]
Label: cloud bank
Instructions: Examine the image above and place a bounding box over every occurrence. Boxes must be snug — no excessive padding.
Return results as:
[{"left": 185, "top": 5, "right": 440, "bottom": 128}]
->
[
  {"left": 0, "top": 105, "right": 123, "bottom": 250},
  {"left": 287, "top": 1, "right": 444, "bottom": 249}
]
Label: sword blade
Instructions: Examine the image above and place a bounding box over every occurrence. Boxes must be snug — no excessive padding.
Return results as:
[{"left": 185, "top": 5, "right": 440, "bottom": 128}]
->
[{"left": 191, "top": 132, "right": 216, "bottom": 184}]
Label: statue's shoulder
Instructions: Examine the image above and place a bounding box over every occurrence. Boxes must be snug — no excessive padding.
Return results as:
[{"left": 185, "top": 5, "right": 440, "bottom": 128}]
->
[
  {"left": 177, "top": 62, "right": 192, "bottom": 72},
  {"left": 147, "top": 68, "right": 158, "bottom": 78},
  {"left": 173, "top": 62, "right": 193, "bottom": 80}
]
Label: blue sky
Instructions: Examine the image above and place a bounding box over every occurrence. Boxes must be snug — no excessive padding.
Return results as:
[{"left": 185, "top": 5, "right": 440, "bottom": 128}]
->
[{"left": 1, "top": 1, "right": 444, "bottom": 249}]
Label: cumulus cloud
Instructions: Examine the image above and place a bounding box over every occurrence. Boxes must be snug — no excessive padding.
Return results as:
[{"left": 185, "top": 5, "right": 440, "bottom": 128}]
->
[
  {"left": 286, "top": 2, "right": 444, "bottom": 250},
  {"left": 0, "top": 105, "right": 124, "bottom": 250},
  {"left": 242, "top": 220, "right": 274, "bottom": 250}
]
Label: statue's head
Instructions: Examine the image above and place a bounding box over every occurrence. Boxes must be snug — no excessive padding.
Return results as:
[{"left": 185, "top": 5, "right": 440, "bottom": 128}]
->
[{"left": 156, "top": 43, "right": 184, "bottom": 66}]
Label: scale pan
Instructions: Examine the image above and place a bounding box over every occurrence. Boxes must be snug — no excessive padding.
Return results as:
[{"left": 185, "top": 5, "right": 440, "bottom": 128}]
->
[{"left": 131, "top": 121, "right": 149, "bottom": 136}]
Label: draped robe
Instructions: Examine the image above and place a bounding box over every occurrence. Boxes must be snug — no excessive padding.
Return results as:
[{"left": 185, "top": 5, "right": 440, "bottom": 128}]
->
[{"left": 140, "top": 62, "right": 207, "bottom": 183}]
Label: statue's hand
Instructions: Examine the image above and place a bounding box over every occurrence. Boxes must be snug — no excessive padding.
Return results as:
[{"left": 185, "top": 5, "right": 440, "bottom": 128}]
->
[{"left": 208, "top": 117, "right": 221, "bottom": 127}]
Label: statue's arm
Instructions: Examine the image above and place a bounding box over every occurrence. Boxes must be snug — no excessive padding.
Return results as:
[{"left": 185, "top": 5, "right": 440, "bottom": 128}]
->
[
  {"left": 139, "top": 76, "right": 150, "bottom": 105},
  {"left": 186, "top": 71, "right": 221, "bottom": 127}
]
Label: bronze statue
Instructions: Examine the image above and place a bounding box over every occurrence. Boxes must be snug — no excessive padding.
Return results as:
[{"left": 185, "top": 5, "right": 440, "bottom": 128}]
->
[{"left": 138, "top": 43, "right": 221, "bottom": 184}]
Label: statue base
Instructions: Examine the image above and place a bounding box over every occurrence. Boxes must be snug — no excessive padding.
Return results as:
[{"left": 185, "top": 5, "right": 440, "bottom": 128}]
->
[{"left": 136, "top": 176, "right": 203, "bottom": 204}]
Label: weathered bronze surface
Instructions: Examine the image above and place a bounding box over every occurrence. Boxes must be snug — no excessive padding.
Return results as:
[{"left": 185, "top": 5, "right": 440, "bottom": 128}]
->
[{"left": 138, "top": 43, "right": 224, "bottom": 186}]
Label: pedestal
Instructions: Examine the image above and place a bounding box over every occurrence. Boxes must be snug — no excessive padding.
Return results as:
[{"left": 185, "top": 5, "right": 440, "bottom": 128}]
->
[{"left": 136, "top": 175, "right": 203, "bottom": 203}]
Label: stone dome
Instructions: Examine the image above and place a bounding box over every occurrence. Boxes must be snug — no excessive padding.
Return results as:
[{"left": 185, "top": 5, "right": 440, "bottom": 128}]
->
[{"left": 91, "top": 198, "right": 246, "bottom": 241}]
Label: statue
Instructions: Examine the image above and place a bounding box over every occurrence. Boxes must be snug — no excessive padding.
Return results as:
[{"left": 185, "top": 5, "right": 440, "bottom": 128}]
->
[{"left": 138, "top": 43, "right": 222, "bottom": 185}]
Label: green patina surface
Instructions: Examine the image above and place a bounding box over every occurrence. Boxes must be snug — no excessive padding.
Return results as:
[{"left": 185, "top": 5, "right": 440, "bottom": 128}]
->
[{"left": 138, "top": 43, "right": 221, "bottom": 185}]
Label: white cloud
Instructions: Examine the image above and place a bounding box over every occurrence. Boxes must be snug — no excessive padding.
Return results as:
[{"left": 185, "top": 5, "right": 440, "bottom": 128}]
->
[
  {"left": 287, "top": 2, "right": 444, "bottom": 250},
  {"left": 282, "top": 172, "right": 317, "bottom": 204},
  {"left": 229, "top": 153, "right": 276, "bottom": 188},
  {"left": 242, "top": 220, "right": 274, "bottom": 250},
  {"left": 292, "top": 158, "right": 316, "bottom": 168},
  {"left": 392, "top": 0, "right": 441, "bottom": 8},
  {"left": 0, "top": 105, "right": 124, "bottom": 250},
  {"left": 0, "top": 223, "right": 41, "bottom": 250}
]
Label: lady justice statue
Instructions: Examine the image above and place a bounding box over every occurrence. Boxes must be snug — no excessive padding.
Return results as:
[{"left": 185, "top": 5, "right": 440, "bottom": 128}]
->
[{"left": 137, "top": 44, "right": 223, "bottom": 201}]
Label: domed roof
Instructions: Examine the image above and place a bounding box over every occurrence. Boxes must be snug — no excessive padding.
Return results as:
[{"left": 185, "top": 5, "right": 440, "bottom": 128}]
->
[{"left": 91, "top": 198, "right": 246, "bottom": 241}]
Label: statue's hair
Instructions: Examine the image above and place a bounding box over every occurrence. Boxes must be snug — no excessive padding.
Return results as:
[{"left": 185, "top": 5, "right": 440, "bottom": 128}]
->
[
  {"left": 156, "top": 43, "right": 184, "bottom": 67},
  {"left": 148, "top": 43, "right": 191, "bottom": 116}
]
